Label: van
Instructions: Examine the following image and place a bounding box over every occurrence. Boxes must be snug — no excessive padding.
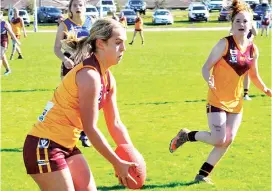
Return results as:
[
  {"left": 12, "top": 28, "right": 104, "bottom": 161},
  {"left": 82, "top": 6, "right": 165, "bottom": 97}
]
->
[
  {"left": 96, "top": 0, "right": 117, "bottom": 13},
  {"left": 85, "top": 5, "right": 99, "bottom": 18}
]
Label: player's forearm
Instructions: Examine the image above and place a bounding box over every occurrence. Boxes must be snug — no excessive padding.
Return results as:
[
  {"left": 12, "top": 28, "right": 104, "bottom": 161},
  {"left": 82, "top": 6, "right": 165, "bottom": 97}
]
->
[
  {"left": 108, "top": 122, "right": 133, "bottom": 146},
  {"left": 202, "top": 66, "right": 211, "bottom": 83},
  {"left": 250, "top": 74, "right": 268, "bottom": 93},
  {"left": 84, "top": 126, "right": 121, "bottom": 165},
  {"left": 54, "top": 47, "right": 66, "bottom": 62}
]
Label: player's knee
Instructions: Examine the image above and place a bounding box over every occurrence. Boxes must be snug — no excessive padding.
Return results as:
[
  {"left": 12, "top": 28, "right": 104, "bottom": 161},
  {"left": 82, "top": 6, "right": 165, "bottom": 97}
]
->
[{"left": 213, "top": 136, "right": 226, "bottom": 146}]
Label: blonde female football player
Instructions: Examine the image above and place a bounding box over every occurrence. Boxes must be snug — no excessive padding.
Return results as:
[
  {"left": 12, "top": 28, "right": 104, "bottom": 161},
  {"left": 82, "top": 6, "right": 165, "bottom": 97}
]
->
[
  {"left": 23, "top": 18, "right": 138, "bottom": 191},
  {"left": 169, "top": 0, "right": 271, "bottom": 184},
  {"left": 54, "top": 0, "right": 95, "bottom": 147}
]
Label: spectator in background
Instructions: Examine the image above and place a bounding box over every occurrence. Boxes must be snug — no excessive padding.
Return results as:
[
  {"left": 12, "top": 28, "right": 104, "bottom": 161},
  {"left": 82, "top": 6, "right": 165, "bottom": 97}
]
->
[
  {"left": 260, "top": 11, "right": 270, "bottom": 37},
  {"left": 10, "top": 8, "right": 27, "bottom": 60},
  {"left": 119, "top": 12, "right": 127, "bottom": 28},
  {"left": 0, "top": 11, "right": 20, "bottom": 75},
  {"left": 129, "top": 12, "right": 144, "bottom": 45}
]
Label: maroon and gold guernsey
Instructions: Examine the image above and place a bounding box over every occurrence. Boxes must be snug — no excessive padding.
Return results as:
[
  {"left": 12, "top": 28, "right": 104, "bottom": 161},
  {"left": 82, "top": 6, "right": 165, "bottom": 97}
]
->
[
  {"left": 29, "top": 54, "right": 112, "bottom": 148},
  {"left": 208, "top": 36, "right": 255, "bottom": 113}
]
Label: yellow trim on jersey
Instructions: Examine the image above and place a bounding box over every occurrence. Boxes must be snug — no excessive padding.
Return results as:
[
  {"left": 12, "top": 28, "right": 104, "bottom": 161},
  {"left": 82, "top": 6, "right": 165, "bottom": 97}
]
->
[
  {"left": 36, "top": 147, "right": 43, "bottom": 173},
  {"left": 67, "top": 17, "right": 85, "bottom": 26},
  {"left": 44, "top": 148, "right": 51, "bottom": 173}
]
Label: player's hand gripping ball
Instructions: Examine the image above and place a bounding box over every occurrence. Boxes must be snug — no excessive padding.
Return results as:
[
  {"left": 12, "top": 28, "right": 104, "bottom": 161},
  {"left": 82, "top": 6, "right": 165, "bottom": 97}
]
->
[{"left": 115, "top": 144, "right": 146, "bottom": 189}]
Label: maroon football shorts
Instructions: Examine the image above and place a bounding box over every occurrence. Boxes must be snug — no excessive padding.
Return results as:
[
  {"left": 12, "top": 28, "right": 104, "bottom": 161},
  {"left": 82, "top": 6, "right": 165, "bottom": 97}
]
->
[{"left": 23, "top": 135, "right": 81, "bottom": 174}]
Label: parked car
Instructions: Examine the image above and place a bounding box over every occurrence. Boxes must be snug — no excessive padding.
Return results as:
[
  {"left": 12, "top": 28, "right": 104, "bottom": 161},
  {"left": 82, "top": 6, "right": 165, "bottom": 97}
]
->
[
  {"left": 85, "top": 4, "right": 99, "bottom": 18},
  {"left": 218, "top": 7, "right": 231, "bottom": 21},
  {"left": 119, "top": 9, "right": 136, "bottom": 25},
  {"left": 188, "top": 3, "right": 210, "bottom": 22},
  {"left": 97, "top": 6, "right": 111, "bottom": 17},
  {"left": 96, "top": 0, "right": 117, "bottom": 13},
  {"left": 37, "top": 6, "right": 62, "bottom": 23},
  {"left": 253, "top": 3, "right": 272, "bottom": 20},
  {"left": 245, "top": 0, "right": 259, "bottom": 9},
  {"left": 8, "top": 9, "right": 30, "bottom": 26},
  {"left": 152, "top": 9, "right": 173, "bottom": 25},
  {"left": 125, "top": 0, "right": 147, "bottom": 15},
  {"left": 207, "top": 0, "right": 223, "bottom": 12}
]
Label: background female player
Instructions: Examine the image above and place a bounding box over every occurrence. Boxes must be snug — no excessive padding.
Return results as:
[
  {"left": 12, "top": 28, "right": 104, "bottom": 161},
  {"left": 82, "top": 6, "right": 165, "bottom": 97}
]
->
[
  {"left": 54, "top": 0, "right": 95, "bottom": 147},
  {"left": 10, "top": 8, "right": 27, "bottom": 60},
  {"left": 0, "top": 11, "right": 20, "bottom": 75},
  {"left": 169, "top": 0, "right": 271, "bottom": 184},
  {"left": 260, "top": 11, "right": 270, "bottom": 37},
  {"left": 129, "top": 12, "right": 144, "bottom": 45},
  {"left": 23, "top": 18, "right": 138, "bottom": 191}
]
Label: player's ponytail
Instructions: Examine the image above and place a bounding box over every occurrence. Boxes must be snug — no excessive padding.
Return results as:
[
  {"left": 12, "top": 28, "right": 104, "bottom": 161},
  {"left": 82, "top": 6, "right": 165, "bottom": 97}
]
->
[
  {"left": 225, "top": 0, "right": 252, "bottom": 22},
  {"left": 61, "top": 18, "right": 125, "bottom": 65}
]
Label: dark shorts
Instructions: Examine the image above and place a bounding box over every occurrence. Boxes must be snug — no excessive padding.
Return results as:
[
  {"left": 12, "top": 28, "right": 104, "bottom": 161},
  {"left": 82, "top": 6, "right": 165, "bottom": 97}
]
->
[
  {"left": 135, "top": 29, "right": 142, "bottom": 32},
  {"left": 23, "top": 135, "right": 81, "bottom": 174},
  {"left": 206, "top": 104, "right": 227, "bottom": 113},
  {"left": 61, "top": 52, "right": 73, "bottom": 77}
]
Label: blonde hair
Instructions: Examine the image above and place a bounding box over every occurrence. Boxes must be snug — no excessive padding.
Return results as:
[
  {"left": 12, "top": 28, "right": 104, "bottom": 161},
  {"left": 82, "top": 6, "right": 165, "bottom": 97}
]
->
[
  {"left": 61, "top": 19, "right": 124, "bottom": 64},
  {"left": 228, "top": 0, "right": 252, "bottom": 22}
]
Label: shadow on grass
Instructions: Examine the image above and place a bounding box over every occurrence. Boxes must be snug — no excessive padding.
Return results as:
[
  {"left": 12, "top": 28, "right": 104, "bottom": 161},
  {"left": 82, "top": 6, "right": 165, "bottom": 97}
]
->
[
  {"left": 0, "top": 148, "right": 23, "bottom": 152},
  {"left": 1, "top": 89, "right": 54, "bottom": 93},
  {"left": 97, "top": 181, "right": 198, "bottom": 190}
]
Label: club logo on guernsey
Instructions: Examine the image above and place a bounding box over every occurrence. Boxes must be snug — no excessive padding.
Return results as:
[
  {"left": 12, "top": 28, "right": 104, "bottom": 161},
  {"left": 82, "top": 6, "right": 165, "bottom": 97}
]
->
[
  {"left": 38, "top": 138, "right": 50, "bottom": 148},
  {"left": 229, "top": 49, "right": 238, "bottom": 64}
]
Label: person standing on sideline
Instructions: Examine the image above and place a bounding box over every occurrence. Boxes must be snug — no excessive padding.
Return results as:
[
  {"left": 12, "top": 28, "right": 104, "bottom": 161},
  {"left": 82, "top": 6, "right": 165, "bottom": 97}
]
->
[
  {"left": 54, "top": 0, "right": 94, "bottom": 147},
  {"left": 0, "top": 11, "right": 20, "bottom": 75},
  {"left": 119, "top": 12, "right": 127, "bottom": 28},
  {"left": 260, "top": 11, "right": 270, "bottom": 37},
  {"left": 10, "top": 8, "right": 27, "bottom": 60},
  {"left": 23, "top": 18, "right": 138, "bottom": 191},
  {"left": 129, "top": 12, "right": 144, "bottom": 45},
  {"left": 169, "top": 0, "right": 271, "bottom": 184}
]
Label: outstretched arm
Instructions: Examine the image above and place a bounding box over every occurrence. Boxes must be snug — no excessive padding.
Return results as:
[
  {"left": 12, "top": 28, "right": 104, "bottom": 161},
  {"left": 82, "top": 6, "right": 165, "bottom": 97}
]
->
[
  {"left": 103, "top": 72, "right": 133, "bottom": 146},
  {"left": 248, "top": 45, "right": 272, "bottom": 97}
]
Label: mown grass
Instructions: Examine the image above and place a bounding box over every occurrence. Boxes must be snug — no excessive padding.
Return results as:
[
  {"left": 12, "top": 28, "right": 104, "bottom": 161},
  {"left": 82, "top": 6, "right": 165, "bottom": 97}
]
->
[{"left": 1, "top": 30, "right": 271, "bottom": 191}]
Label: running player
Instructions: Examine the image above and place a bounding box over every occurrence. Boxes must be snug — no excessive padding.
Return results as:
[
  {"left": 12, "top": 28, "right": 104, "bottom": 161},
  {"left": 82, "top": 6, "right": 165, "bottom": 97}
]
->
[
  {"left": 169, "top": 0, "right": 271, "bottom": 184},
  {"left": 0, "top": 11, "right": 20, "bottom": 75}
]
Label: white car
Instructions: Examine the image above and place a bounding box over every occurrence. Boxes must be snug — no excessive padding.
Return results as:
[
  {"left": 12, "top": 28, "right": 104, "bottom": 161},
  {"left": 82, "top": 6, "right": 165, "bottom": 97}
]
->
[
  {"left": 152, "top": 9, "right": 173, "bottom": 24},
  {"left": 85, "top": 5, "right": 99, "bottom": 18},
  {"left": 96, "top": 0, "right": 117, "bottom": 13},
  {"left": 188, "top": 3, "right": 209, "bottom": 22},
  {"left": 8, "top": 9, "right": 30, "bottom": 26}
]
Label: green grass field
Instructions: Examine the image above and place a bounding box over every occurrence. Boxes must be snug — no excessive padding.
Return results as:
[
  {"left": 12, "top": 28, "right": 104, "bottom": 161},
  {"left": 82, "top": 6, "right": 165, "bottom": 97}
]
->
[{"left": 1, "top": 29, "right": 271, "bottom": 191}]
